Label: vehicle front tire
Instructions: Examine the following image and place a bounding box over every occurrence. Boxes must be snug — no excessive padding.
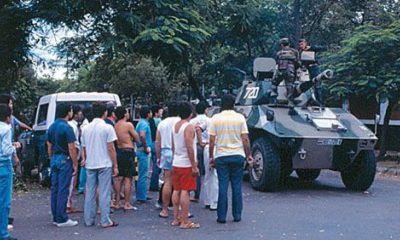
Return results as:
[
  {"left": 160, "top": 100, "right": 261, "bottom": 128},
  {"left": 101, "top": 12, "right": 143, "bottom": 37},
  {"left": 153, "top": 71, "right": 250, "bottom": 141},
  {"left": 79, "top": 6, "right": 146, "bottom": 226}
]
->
[
  {"left": 340, "top": 150, "right": 376, "bottom": 191},
  {"left": 250, "top": 137, "right": 280, "bottom": 192}
]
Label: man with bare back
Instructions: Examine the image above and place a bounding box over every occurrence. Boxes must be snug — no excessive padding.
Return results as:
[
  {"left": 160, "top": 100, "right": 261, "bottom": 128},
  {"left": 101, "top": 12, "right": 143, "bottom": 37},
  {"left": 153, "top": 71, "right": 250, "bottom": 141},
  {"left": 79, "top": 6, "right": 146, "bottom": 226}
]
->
[{"left": 113, "top": 107, "right": 139, "bottom": 211}]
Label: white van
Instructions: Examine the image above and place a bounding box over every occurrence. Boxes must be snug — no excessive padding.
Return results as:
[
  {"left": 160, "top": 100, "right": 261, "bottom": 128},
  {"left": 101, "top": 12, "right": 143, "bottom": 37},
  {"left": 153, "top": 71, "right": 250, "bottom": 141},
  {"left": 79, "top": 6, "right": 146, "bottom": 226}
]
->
[
  {"left": 26, "top": 92, "right": 121, "bottom": 185},
  {"left": 33, "top": 92, "right": 121, "bottom": 131}
]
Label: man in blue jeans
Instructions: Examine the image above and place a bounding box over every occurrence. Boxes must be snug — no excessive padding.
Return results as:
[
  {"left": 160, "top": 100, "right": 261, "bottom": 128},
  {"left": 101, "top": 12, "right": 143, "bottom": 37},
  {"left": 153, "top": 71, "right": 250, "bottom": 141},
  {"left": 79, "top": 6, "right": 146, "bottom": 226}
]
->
[
  {"left": 209, "top": 94, "right": 253, "bottom": 223},
  {"left": 0, "top": 104, "right": 20, "bottom": 240},
  {"left": 135, "top": 106, "right": 153, "bottom": 203},
  {"left": 46, "top": 103, "right": 78, "bottom": 227}
]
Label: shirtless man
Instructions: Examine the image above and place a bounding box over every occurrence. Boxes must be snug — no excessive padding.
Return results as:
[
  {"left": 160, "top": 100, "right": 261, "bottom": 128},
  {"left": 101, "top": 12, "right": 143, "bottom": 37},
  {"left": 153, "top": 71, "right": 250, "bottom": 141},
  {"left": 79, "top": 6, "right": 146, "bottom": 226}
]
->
[{"left": 113, "top": 107, "right": 139, "bottom": 210}]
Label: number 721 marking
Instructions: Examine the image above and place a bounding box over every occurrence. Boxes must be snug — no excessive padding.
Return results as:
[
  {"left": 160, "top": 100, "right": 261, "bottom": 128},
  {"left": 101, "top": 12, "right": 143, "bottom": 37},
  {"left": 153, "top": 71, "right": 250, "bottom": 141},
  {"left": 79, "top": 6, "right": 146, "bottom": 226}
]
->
[{"left": 243, "top": 87, "right": 260, "bottom": 99}]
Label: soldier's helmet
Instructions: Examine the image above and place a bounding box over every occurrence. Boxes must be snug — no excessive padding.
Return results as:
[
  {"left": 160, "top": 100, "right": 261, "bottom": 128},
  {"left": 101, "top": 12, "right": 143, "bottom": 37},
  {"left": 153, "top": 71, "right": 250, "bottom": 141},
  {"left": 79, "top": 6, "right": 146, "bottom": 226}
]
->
[{"left": 279, "top": 38, "right": 290, "bottom": 45}]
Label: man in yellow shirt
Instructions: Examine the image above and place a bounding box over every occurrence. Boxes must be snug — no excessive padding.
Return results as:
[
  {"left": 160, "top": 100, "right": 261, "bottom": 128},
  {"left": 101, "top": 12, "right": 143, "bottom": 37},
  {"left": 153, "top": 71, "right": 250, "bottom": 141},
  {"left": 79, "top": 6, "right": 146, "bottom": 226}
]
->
[{"left": 208, "top": 94, "right": 253, "bottom": 223}]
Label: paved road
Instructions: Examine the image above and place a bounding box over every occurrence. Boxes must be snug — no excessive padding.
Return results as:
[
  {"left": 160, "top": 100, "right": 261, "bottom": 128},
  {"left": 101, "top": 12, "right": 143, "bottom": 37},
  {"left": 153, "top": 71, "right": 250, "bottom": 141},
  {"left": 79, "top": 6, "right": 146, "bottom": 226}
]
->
[{"left": 10, "top": 172, "right": 400, "bottom": 240}]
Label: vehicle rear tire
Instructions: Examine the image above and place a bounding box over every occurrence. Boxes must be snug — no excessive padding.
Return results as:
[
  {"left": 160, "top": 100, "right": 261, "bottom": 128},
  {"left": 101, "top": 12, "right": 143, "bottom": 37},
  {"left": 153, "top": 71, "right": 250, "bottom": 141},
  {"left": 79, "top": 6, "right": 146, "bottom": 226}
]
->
[
  {"left": 295, "top": 169, "right": 321, "bottom": 181},
  {"left": 250, "top": 137, "right": 280, "bottom": 192},
  {"left": 340, "top": 150, "right": 376, "bottom": 191}
]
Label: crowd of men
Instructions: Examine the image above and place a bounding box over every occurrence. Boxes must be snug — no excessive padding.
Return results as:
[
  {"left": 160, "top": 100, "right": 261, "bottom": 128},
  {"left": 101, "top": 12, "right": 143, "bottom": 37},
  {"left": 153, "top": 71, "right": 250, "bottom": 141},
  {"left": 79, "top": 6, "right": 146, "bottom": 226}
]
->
[{"left": 0, "top": 93, "right": 254, "bottom": 239}]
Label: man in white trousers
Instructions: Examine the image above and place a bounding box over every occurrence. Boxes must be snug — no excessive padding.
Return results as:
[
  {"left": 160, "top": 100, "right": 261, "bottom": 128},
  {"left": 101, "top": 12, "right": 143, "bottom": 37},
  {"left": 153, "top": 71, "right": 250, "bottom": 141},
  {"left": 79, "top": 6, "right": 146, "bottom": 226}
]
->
[{"left": 190, "top": 101, "right": 218, "bottom": 211}]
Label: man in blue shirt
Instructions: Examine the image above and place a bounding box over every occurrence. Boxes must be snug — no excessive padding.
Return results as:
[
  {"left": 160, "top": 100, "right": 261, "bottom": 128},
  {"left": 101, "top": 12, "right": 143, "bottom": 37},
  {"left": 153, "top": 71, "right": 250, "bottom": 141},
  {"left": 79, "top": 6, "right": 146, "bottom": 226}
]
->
[
  {"left": 0, "top": 104, "right": 20, "bottom": 240},
  {"left": 135, "top": 106, "right": 153, "bottom": 203},
  {"left": 46, "top": 103, "right": 79, "bottom": 227}
]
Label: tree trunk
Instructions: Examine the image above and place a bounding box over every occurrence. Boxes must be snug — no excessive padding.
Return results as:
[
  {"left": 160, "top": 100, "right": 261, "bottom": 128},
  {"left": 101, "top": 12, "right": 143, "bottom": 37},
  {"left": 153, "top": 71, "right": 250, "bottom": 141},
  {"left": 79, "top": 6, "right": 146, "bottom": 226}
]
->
[
  {"left": 293, "top": 0, "right": 301, "bottom": 48},
  {"left": 378, "top": 99, "right": 396, "bottom": 158},
  {"left": 187, "top": 64, "right": 205, "bottom": 101}
]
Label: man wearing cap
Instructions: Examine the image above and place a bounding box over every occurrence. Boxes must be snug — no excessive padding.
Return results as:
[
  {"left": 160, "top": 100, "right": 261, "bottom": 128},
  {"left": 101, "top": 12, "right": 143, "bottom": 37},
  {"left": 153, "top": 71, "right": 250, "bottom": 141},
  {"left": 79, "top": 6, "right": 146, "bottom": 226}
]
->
[
  {"left": 271, "top": 38, "right": 299, "bottom": 105},
  {"left": 298, "top": 38, "right": 327, "bottom": 103}
]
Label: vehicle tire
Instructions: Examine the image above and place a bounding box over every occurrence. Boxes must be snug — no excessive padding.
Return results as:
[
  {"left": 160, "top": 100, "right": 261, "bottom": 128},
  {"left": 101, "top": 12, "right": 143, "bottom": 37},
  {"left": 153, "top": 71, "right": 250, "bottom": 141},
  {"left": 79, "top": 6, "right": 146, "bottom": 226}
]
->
[
  {"left": 340, "top": 150, "right": 376, "bottom": 191},
  {"left": 250, "top": 137, "right": 280, "bottom": 192},
  {"left": 295, "top": 169, "right": 321, "bottom": 181}
]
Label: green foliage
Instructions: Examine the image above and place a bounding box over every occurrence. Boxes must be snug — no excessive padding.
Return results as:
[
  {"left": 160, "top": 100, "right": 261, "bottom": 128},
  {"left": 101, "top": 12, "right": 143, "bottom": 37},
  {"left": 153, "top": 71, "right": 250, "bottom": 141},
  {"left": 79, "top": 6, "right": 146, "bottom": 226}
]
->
[{"left": 324, "top": 20, "right": 400, "bottom": 102}]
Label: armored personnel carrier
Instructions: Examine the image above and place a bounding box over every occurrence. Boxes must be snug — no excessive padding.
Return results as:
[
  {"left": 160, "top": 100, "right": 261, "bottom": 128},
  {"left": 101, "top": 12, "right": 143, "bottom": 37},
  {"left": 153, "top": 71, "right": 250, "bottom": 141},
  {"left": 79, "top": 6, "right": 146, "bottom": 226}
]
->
[{"left": 235, "top": 57, "right": 377, "bottom": 191}]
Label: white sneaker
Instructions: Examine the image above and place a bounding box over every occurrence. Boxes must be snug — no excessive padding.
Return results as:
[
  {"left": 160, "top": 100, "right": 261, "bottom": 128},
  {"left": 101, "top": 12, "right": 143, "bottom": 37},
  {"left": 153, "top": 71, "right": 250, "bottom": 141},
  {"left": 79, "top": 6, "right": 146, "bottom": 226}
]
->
[{"left": 57, "top": 219, "right": 78, "bottom": 227}]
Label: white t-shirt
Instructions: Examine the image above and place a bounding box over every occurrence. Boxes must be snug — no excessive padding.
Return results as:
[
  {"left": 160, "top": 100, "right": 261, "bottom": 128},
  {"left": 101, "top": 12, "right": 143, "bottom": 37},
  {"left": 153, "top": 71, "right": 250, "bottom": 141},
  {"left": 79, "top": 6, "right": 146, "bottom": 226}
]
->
[
  {"left": 81, "top": 118, "right": 117, "bottom": 169},
  {"left": 190, "top": 114, "right": 211, "bottom": 144},
  {"left": 172, "top": 122, "right": 197, "bottom": 168},
  {"left": 68, "top": 119, "right": 80, "bottom": 149},
  {"left": 157, "top": 117, "right": 180, "bottom": 149}
]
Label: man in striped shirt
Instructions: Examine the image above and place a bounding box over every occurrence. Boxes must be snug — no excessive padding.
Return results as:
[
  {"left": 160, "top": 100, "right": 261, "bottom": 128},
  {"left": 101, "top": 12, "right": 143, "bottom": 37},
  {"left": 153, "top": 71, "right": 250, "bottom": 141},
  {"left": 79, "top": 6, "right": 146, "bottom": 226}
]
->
[{"left": 209, "top": 94, "right": 253, "bottom": 224}]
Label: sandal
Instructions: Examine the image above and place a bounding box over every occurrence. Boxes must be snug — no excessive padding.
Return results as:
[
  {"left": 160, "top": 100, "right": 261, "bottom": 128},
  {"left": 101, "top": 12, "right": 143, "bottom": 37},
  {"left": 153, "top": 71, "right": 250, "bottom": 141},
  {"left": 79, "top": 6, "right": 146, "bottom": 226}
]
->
[
  {"left": 102, "top": 221, "right": 119, "bottom": 228},
  {"left": 171, "top": 219, "right": 181, "bottom": 226},
  {"left": 180, "top": 221, "right": 200, "bottom": 229},
  {"left": 159, "top": 212, "right": 168, "bottom": 218},
  {"left": 123, "top": 206, "right": 138, "bottom": 211}
]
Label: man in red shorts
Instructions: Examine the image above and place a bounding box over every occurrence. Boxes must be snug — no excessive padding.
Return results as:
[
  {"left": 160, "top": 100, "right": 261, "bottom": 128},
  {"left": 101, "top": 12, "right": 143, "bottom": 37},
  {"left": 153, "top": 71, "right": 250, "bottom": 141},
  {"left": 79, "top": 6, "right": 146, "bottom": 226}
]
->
[{"left": 171, "top": 101, "right": 200, "bottom": 229}]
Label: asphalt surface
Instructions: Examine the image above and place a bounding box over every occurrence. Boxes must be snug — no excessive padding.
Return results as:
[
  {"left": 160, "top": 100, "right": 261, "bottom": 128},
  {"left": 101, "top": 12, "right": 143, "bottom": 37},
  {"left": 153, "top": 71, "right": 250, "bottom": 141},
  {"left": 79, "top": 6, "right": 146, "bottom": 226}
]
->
[{"left": 9, "top": 171, "right": 400, "bottom": 240}]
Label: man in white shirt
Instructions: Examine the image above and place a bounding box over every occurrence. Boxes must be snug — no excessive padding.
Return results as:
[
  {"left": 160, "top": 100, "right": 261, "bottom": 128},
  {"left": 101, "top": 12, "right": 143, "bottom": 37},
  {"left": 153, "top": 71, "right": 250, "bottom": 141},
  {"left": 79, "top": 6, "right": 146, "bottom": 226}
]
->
[
  {"left": 67, "top": 105, "right": 83, "bottom": 213},
  {"left": 171, "top": 101, "right": 200, "bottom": 229},
  {"left": 156, "top": 102, "right": 180, "bottom": 218},
  {"left": 190, "top": 101, "right": 218, "bottom": 210},
  {"left": 81, "top": 102, "right": 119, "bottom": 228}
]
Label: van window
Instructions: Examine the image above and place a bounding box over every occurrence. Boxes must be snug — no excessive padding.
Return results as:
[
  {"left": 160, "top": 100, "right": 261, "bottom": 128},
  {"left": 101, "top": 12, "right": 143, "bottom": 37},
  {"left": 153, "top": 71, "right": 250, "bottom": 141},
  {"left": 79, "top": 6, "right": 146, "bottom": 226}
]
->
[{"left": 37, "top": 104, "right": 49, "bottom": 126}]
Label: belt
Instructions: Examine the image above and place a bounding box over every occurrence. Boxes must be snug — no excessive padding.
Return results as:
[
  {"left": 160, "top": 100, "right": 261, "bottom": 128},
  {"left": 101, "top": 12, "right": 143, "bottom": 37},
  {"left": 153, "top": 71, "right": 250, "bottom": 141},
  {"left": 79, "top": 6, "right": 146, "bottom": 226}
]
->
[{"left": 118, "top": 148, "right": 135, "bottom": 152}]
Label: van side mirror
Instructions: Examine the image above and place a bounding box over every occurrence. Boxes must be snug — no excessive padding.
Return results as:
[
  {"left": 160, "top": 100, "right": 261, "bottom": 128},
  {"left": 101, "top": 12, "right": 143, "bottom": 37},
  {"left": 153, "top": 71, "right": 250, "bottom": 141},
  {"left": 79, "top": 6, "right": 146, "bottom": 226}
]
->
[{"left": 266, "top": 109, "right": 275, "bottom": 122}]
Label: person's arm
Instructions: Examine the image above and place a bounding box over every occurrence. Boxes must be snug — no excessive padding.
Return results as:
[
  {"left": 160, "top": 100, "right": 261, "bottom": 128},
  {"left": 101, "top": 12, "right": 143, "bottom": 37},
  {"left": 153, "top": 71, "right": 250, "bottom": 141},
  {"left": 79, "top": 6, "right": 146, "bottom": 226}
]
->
[
  {"left": 128, "top": 123, "right": 139, "bottom": 143},
  {"left": 184, "top": 124, "right": 198, "bottom": 176},
  {"left": 47, "top": 141, "right": 53, "bottom": 159},
  {"left": 140, "top": 130, "right": 149, "bottom": 153},
  {"left": 81, "top": 147, "right": 86, "bottom": 167},
  {"left": 68, "top": 142, "right": 78, "bottom": 176},
  {"left": 309, "top": 45, "right": 327, "bottom": 52},
  {"left": 18, "top": 121, "right": 32, "bottom": 131},
  {"left": 240, "top": 118, "right": 253, "bottom": 167},
  {"left": 155, "top": 130, "right": 161, "bottom": 166},
  {"left": 2, "top": 128, "right": 16, "bottom": 157},
  {"left": 107, "top": 127, "right": 118, "bottom": 176},
  {"left": 195, "top": 124, "right": 205, "bottom": 147},
  {"left": 107, "top": 142, "right": 118, "bottom": 177},
  {"left": 208, "top": 135, "right": 216, "bottom": 168}
]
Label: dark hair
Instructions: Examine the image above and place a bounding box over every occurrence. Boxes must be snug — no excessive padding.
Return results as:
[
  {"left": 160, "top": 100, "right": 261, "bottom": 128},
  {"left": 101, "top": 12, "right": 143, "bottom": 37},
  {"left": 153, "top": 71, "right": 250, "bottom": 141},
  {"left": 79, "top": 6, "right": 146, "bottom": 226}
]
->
[
  {"left": 83, "top": 107, "right": 94, "bottom": 122},
  {"left": 166, "top": 101, "right": 179, "bottom": 117},
  {"left": 115, "top": 106, "right": 127, "bottom": 120},
  {"left": 195, "top": 101, "right": 210, "bottom": 115},
  {"left": 178, "top": 101, "right": 193, "bottom": 119},
  {"left": 140, "top": 106, "right": 151, "bottom": 119},
  {"left": 0, "top": 93, "right": 12, "bottom": 105},
  {"left": 56, "top": 103, "right": 72, "bottom": 119},
  {"left": 151, "top": 105, "right": 162, "bottom": 116},
  {"left": 0, "top": 104, "right": 11, "bottom": 121},
  {"left": 72, "top": 105, "right": 82, "bottom": 116},
  {"left": 299, "top": 38, "right": 307, "bottom": 43},
  {"left": 92, "top": 102, "right": 107, "bottom": 118},
  {"left": 221, "top": 94, "right": 235, "bottom": 110},
  {"left": 106, "top": 102, "right": 116, "bottom": 117}
]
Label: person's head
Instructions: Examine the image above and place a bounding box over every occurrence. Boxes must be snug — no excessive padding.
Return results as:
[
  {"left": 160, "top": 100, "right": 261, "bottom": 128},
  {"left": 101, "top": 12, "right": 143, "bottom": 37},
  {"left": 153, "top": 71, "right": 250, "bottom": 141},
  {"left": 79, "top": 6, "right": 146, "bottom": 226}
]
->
[
  {"left": 0, "top": 93, "right": 13, "bottom": 110},
  {"left": 140, "top": 106, "right": 152, "bottom": 119},
  {"left": 83, "top": 107, "right": 94, "bottom": 122},
  {"left": 106, "top": 102, "right": 116, "bottom": 119},
  {"left": 72, "top": 105, "right": 82, "bottom": 121},
  {"left": 177, "top": 101, "right": 194, "bottom": 120},
  {"left": 0, "top": 104, "right": 12, "bottom": 124},
  {"left": 298, "top": 38, "right": 308, "bottom": 50},
  {"left": 195, "top": 101, "right": 210, "bottom": 115},
  {"left": 166, "top": 101, "right": 179, "bottom": 117},
  {"left": 115, "top": 106, "right": 129, "bottom": 121},
  {"left": 221, "top": 94, "right": 236, "bottom": 111},
  {"left": 151, "top": 105, "right": 163, "bottom": 118},
  {"left": 279, "top": 37, "right": 290, "bottom": 48},
  {"left": 92, "top": 102, "right": 108, "bottom": 119},
  {"left": 56, "top": 102, "right": 73, "bottom": 120}
]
